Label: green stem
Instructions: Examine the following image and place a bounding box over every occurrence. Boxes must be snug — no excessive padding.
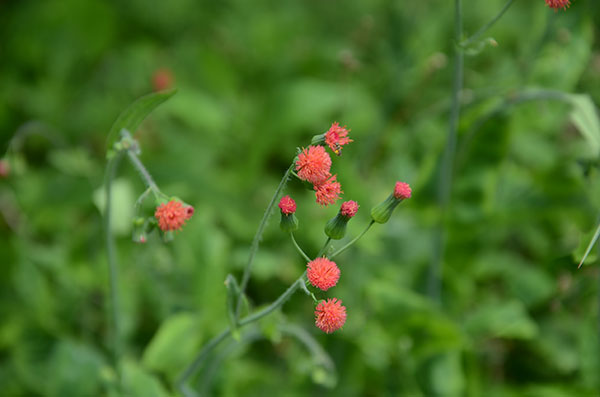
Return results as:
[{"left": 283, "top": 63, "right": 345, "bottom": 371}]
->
[
  {"left": 104, "top": 152, "right": 124, "bottom": 389},
  {"left": 460, "top": 0, "right": 517, "bottom": 48},
  {"left": 329, "top": 221, "right": 374, "bottom": 259},
  {"left": 579, "top": 220, "right": 600, "bottom": 268},
  {"left": 126, "top": 150, "right": 160, "bottom": 195},
  {"left": 317, "top": 237, "right": 332, "bottom": 258},
  {"left": 429, "top": 0, "right": 463, "bottom": 303},
  {"left": 177, "top": 276, "right": 304, "bottom": 394},
  {"left": 235, "top": 162, "right": 295, "bottom": 320},
  {"left": 290, "top": 232, "right": 311, "bottom": 262}
]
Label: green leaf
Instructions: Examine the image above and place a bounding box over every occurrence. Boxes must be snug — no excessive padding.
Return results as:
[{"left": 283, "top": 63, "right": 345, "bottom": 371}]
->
[
  {"left": 92, "top": 178, "right": 135, "bottom": 236},
  {"left": 576, "top": 221, "right": 600, "bottom": 268},
  {"left": 141, "top": 313, "right": 201, "bottom": 379},
  {"left": 465, "top": 300, "right": 538, "bottom": 340},
  {"left": 122, "top": 360, "right": 171, "bottom": 397},
  {"left": 106, "top": 89, "right": 177, "bottom": 153},
  {"left": 567, "top": 94, "right": 600, "bottom": 159}
]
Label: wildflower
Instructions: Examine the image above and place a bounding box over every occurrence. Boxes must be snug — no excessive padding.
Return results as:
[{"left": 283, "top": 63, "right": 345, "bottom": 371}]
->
[
  {"left": 371, "top": 181, "right": 411, "bottom": 224},
  {"left": 278, "top": 195, "right": 297, "bottom": 215},
  {"left": 152, "top": 68, "right": 174, "bottom": 91},
  {"left": 340, "top": 200, "right": 359, "bottom": 218},
  {"left": 279, "top": 195, "right": 298, "bottom": 232},
  {"left": 314, "top": 175, "right": 343, "bottom": 206},
  {"left": 544, "top": 0, "right": 570, "bottom": 10},
  {"left": 325, "top": 200, "right": 359, "bottom": 239},
  {"left": 393, "top": 181, "right": 412, "bottom": 200},
  {"left": 325, "top": 122, "right": 353, "bottom": 155},
  {"left": 315, "top": 298, "right": 347, "bottom": 333},
  {"left": 296, "top": 145, "right": 332, "bottom": 185},
  {"left": 307, "top": 257, "right": 340, "bottom": 291},
  {"left": 155, "top": 200, "right": 192, "bottom": 231}
]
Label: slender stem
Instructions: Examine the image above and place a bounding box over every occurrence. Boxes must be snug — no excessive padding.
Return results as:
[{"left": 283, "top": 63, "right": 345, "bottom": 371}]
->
[
  {"left": 235, "top": 162, "right": 295, "bottom": 320},
  {"left": 104, "top": 152, "right": 124, "bottom": 389},
  {"left": 290, "top": 232, "right": 311, "bottom": 262},
  {"left": 239, "top": 278, "right": 303, "bottom": 326},
  {"left": 317, "top": 237, "right": 332, "bottom": 258},
  {"left": 460, "top": 0, "right": 517, "bottom": 48},
  {"left": 126, "top": 150, "right": 160, "bottom": 194},
  {"left": 176, "top": 328, "right": 232, "bottom": 395},
  {"left": 329, "top": 221, "right": 374, "bottom": 259},
  {"left": 178, "top": 276, "right": 304, "bottom": 394},
  {"left": 429, "top": 0, "right": 464, "bottom": 303}
]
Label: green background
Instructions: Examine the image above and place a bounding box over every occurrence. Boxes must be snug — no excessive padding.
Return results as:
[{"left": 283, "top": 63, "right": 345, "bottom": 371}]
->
[{"left": 1, "top": 0, "right": 600, "bottom": 395}]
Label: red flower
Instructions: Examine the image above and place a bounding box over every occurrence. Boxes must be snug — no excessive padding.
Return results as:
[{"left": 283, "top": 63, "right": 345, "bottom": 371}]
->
[
  {"left": 314, "top": 175, "right": 343, "bottom": 206},
  {"left": 296, "top": 145, "right": 332, "bottom": 185},
  {"left": 544, "top": 0, "right": 570, "bottom": 10},
  {"left": 340, "top": 200, "right": 359, "bottom": 218},
  {"left": 325, "top": 122, "right": 353, "bottom": 155},
  {"left": 155, "top": 200, "right": 192, "bottom": 231},
  {"left": 315, "top": 298, "right": 347, "bottom": 333},
  {"left": 278, "top": 195, "right": 297, "bottom": 215},
  {"left": 0, "top": 159, "right": 9, "bottom": 179},
  {"left": 307, "top": 257, "right": 340, "bottom": 291},
  {"left": 152, "top": 68, "right": 174, "bottom": 91},
  {"left": 393, "top": 181, "right": 411, "bottom": 200}
]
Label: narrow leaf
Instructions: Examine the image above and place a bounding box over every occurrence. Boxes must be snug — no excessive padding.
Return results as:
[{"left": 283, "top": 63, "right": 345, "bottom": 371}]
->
[
  {"left": 106, "top": 89, "right": 177, "bottom": 153},
  {"left": 578, "top": 221, "right": 600, "bottom": 268},
  {"left": 224, "top": 274, "right": 241, "bottom": 340}
]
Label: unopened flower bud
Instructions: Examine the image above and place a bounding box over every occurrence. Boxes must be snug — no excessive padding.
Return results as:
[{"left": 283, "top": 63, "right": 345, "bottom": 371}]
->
[
  {"left": 279, "top": 195, "right": 298, "bottom": 232},
  {"left": 371, "top": 181, "right": 411, "bottom": 224},
  {"left": 324, "top": 200, "right": 359, "bottom": 239}
]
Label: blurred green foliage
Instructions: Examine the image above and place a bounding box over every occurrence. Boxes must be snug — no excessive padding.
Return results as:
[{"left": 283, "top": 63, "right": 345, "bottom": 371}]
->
[{"left": 1, "top": 0, "right": 600, "bottom": 396}]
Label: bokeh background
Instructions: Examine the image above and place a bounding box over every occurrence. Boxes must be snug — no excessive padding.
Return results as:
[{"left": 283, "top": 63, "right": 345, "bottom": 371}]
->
[{"left": 1, "top": 0, "right": 600, "bottom": 396}]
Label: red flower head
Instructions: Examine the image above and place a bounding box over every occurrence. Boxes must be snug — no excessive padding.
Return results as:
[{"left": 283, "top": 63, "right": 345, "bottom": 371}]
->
[
  {"left": 314, "top": 175, "right": 343, "bottom": 207},
  {"left": 315, "top": 298, "right": 347, "bottom": 333},
  {"left": 152, "top": 68, "right": 174, "bottom": 91},
  {"left": 544, "top": 0, "right": 570, "bottom": 10},
  {"left": 393, "top": 181, "right": 412, "bottom": 200},
  {"left": 325, "top": 122, "right": 353, "bottom": 155},
  {"left": 307, "top": 257, "right": 340, "bottom": 291},
  {"left": 0, "top": 159, "right": 9, "bottom": 178},
  {"left": 155, "top": 200, "right": 192, "bottom": 231},
  {"left": 296, "top": 145, "right": 332, "bottom": 185},
  {"left": 278, "top": 195, "right": 297, "bottom": 215},
  {"left": 340, "top": 200, "right": 359, "bottom": 218}
]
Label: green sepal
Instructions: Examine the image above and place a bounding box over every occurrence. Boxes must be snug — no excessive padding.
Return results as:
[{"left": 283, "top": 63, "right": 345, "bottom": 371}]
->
[
  {"left": 280, "top": 213, "right": 299, "bottom": 233},
  {"left": 370, "top": 194, "right": 401, "bottom": 224},
  {"left": 324, "top": 213, "right": 349, "bottom": 240}
]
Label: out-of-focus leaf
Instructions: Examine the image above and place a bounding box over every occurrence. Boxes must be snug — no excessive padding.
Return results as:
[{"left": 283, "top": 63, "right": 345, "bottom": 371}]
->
[
  {"left": 44, "top": 341, "right": 104, "bottom": 397},
  {"left": 106, "top": 89, "right": 176, "bottom": 153},
  {"left": 92, "top": 178, "right": 135, "bottom": 236},
  {"left": 123, "top": 360, "right": 171, "bottom": 397},
  {"left": 48, "top": 147, "right": 96, "bottom": 177},
  {"left": 142, "top": 313, "right": 201, "bottom": 379},
  {"left": 567, "top": 94, "right": 600, "bottom": 159},
  {"left": 464, "top": 300, "right": 538, "bottom": 340}
]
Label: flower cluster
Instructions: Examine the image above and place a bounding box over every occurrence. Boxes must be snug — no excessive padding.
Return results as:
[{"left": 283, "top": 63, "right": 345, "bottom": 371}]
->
[{"left": 295, "top": 122, "right": 355, "bottom": 207}]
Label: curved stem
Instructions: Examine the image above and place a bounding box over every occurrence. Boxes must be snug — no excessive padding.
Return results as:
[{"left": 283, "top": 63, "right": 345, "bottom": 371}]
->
[
  {"left": 235, "top": 162, "right": 295, "bottom": 320},
  {"left": 429, "top": 0, "right": 464, "bottom": 304},
  {"left": 104, "top": 152, "right": 124, "bottom": 389},
  {"left": 460, "top": 0, "right": 517, "bottom": 48},
  {"left": 178, "top": 276, "right": 304, "bottom": 394},
  {"left": 316, "top": 237, "right": 332, "bottom": 258},
  {"left": 290, "top": 232, "right": 311, "bottom": 262},
  {"left": 126, "top": 150, "right": 160, "bottom": 194},
  {"left": 329, "top": 221, "right": 374, "bottom": 259}
]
